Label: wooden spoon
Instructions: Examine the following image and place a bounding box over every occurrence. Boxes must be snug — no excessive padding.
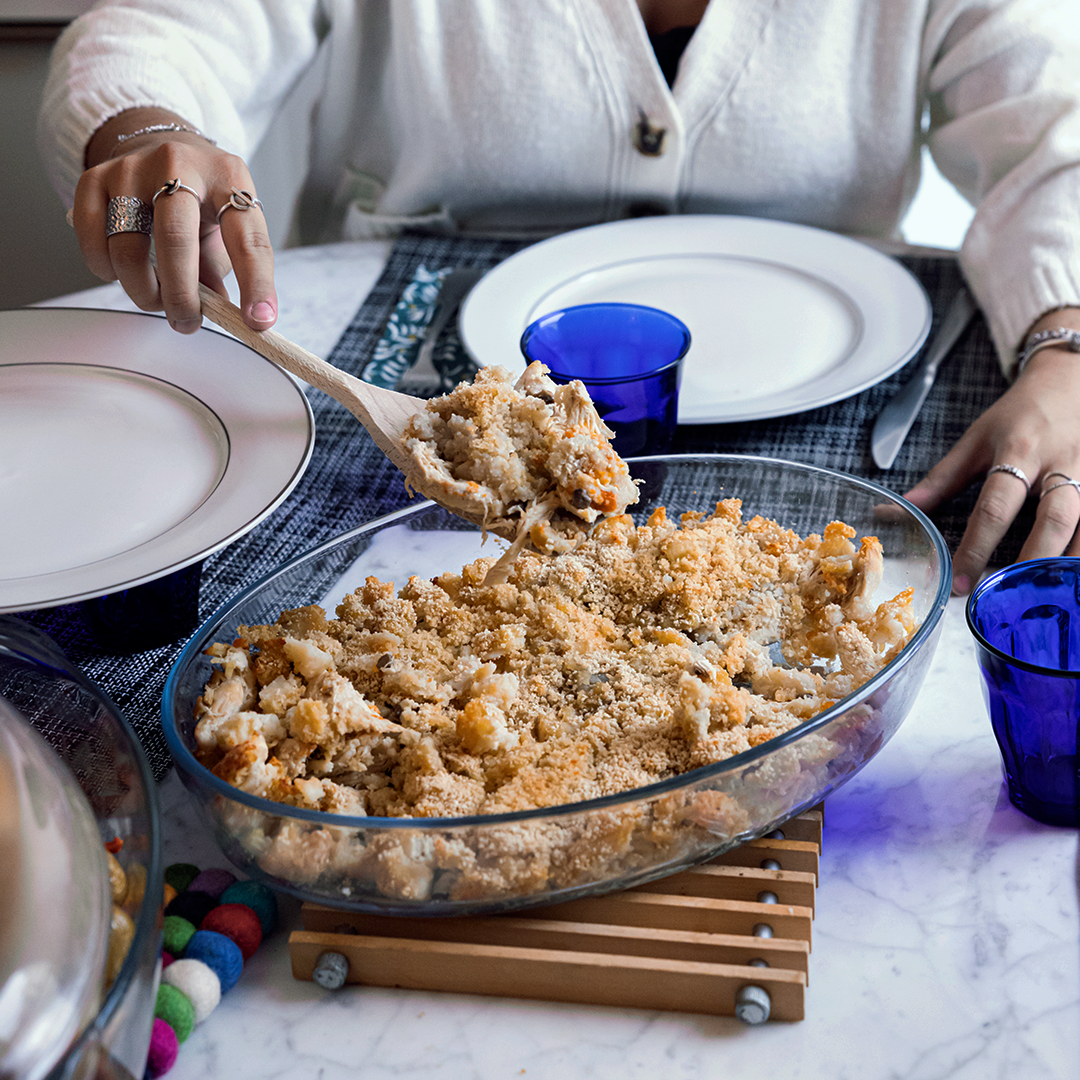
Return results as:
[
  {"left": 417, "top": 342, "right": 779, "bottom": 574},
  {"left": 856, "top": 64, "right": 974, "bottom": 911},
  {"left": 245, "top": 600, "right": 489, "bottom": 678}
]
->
[
  {"left": 74, "top": 223, "right": 485, "bottom": 526},
  {"left": 197, "top": 285, "right": 516, "bottom": 535},
  {"left": 197, "top": 282, "right": 423, "bottom": 478}
]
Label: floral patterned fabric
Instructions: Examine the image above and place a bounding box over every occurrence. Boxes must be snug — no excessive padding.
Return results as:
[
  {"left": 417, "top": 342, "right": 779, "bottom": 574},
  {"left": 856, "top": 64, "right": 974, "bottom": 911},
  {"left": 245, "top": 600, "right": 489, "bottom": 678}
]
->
[{"left": 362, "top": 264, "right": 480, "bottom": 390}]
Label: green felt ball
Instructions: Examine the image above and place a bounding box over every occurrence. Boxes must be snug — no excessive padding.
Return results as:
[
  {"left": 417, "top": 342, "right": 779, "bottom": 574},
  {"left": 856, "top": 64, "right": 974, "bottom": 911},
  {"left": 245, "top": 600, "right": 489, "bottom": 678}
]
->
[
  {"left": 154, "top": 983, "right": 195, "bottom": 1044},
  {"left": 162, "top": 915, "right": 197, "bottom": 957},
  {"left": 220, "top": 880, "right": 278, "bottom": 937},
  {"left": 164, "top": 862, "right": 200, "bottom": 893}
]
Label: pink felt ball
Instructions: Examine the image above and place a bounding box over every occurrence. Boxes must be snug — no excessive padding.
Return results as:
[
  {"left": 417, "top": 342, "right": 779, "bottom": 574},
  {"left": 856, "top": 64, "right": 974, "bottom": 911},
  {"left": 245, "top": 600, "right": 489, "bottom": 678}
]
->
[
  {"left": 161, "top": 951, "right": 175, "bottom": 970},
  {"left": 200, "top": 903, "right": 262, "bottom": 961},
  {"left": 146, "top": 1018, "right": 179, "bottom": 1077}
]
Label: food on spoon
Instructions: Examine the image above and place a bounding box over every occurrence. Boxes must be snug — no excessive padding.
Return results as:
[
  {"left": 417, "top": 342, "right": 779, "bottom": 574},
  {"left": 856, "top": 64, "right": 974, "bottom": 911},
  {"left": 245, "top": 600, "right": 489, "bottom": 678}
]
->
[
  {"left": 193, "top": 501, "right": 915, "bottom": 898},
  {"left": 401, "top": 362, "right": 639, "bottom": 570}
]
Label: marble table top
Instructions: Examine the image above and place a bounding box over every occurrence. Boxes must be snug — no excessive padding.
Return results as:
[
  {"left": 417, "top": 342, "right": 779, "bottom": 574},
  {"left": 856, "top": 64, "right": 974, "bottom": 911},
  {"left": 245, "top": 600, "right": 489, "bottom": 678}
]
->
[{"left": 42, "top": 241, "right": 1080, "bottom": 1080}]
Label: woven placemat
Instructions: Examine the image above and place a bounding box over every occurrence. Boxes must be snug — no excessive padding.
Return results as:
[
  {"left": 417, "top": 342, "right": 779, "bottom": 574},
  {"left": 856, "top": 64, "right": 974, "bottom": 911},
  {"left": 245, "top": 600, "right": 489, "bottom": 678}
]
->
[
  {"left": 14, "top": 230, "right": 1021, "bottom": 777},
  {"left": 369, "top": 234, "right": 1025, "bottom": 553}
]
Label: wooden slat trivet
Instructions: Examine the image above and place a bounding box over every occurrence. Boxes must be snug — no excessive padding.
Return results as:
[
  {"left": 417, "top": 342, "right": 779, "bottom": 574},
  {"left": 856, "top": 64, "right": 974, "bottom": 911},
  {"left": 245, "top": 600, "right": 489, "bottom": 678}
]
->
[{"left": 290, "top": 805, "right": 823, "bottom": 1023}]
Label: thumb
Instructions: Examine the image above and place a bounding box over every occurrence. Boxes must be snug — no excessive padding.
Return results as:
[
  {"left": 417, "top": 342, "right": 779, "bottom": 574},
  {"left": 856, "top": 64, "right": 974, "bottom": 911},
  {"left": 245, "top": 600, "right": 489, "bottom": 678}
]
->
[{"left": 904, "top": 439, "right": 986, "bottom": 513}]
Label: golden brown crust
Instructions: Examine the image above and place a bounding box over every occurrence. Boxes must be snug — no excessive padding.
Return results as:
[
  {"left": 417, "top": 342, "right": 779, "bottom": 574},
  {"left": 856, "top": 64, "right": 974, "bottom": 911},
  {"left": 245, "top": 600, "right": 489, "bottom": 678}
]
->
[{"left": 195, "top": 499, "right": 914, "bottom": 822}]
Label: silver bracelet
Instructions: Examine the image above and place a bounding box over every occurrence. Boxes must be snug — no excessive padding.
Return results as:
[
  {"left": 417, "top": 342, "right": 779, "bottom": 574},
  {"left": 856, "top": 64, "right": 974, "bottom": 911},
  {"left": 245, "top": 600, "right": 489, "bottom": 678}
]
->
[
  {"left": 1016, "top": 327, "right": 1080, "bottom": 374},
  {"left": 114, "top": 123, "right": 216, "bottom": 146}
]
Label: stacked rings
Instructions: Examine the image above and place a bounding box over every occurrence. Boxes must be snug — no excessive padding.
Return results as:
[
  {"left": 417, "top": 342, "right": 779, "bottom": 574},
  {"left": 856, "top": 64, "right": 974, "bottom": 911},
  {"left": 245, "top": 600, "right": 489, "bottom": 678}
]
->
[
  {"left": 1040, "top": 471, "right": 1080, "bottom": 499},
  {"left": 105, "top": 196, "right": 153, "bottom": 237},
  {"left": 216, "top": 187, "right": 264, "bottom": 222}
]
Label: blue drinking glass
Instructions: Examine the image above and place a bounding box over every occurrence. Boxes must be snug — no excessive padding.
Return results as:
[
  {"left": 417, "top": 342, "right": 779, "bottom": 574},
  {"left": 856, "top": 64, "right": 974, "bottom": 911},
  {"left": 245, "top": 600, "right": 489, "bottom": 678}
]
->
[
  {"left": 966, "top": 558, "right": 1080, "bottom": 826},
  {"left": 520, "top": 303, "right": 690, "bottom": 457}
]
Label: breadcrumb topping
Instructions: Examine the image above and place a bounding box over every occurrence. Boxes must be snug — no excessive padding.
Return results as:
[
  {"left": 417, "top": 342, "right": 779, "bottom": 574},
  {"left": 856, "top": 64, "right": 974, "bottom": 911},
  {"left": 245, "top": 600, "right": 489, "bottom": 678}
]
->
[{"left": 196, "top": 503, "right": 914, "bottom": 828}]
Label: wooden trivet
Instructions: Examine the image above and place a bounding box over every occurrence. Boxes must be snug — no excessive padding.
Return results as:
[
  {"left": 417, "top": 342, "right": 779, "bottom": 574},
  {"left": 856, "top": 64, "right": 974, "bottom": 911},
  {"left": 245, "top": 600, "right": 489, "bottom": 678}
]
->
[{"left": 289, "top": 805, "right": 822, "bottom": 1023}]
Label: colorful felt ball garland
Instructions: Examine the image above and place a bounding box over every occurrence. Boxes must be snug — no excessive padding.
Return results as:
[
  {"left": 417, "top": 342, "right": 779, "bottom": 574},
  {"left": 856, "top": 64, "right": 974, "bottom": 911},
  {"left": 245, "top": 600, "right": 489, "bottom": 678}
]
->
[{"left": 146, "top": 865, "right": 278, "bottom": 1079}]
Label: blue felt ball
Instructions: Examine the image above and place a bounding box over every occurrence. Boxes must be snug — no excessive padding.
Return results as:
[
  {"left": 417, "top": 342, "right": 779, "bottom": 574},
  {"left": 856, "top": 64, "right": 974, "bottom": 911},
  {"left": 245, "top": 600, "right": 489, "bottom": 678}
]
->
[
  {"left": 183, "top": 930, "right": 244, "bottom": 993},
  {"left": 220, "top": 880, "right": 278, "bottom": 937}
]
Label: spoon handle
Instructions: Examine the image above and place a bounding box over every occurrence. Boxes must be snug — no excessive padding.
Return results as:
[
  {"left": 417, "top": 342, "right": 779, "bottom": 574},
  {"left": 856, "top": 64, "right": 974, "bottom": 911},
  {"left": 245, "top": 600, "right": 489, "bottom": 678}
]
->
[
  {"left": 196, "top": 284, "right": 421, "bottom": 469},
  {"left": 197, "top": 284, "right": 351, "bottom": 397}
]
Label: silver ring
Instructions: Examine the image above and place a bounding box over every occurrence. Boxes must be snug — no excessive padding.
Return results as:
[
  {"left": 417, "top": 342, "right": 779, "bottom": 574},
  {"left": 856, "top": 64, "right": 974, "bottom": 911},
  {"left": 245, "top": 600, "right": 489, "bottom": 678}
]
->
[
  {"left": 105, "top": 195, "right": 153, "bottom": 237},
  {"left": 152, "top": 178, "right": 200, "bottom": 206},
  {"left": 986, "top": 463, "right": 1031, "bottom": 493},
  {"left": 1043, "top": 470, "right": 1075, "bottom": 487},
  {"left": 216, "top": 187, "right": 263, "bottom": 222},
  {"left": 1040, "top": 476, "right": 1080, "bottom": 499}
]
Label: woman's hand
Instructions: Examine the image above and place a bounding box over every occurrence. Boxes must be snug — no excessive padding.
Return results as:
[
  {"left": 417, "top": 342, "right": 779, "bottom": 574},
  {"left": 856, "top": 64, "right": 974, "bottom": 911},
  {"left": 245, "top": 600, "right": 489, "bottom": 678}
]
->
[
  {"left": 73, "top": 107, "right": 277, "bottom": 334},
  {"left": 904, "top": 313, "right": 1080, "bottom": 595}
]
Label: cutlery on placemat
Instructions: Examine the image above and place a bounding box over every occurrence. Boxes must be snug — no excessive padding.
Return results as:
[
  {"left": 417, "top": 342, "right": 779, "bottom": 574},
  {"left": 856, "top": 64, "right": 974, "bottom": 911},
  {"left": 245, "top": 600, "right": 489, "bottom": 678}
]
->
[
  {"left": 395, "top": 266, "right": 485, "bottom": 394},
  {"left": 871, "top": 285, "right": 978, "bottom": 470}
]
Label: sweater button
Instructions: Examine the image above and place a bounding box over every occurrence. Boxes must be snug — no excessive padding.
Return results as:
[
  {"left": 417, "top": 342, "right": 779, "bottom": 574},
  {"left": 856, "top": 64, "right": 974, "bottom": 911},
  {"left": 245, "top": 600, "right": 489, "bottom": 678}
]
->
[{"left": 633, "top": 112, "right": 667, "bottom": 156}]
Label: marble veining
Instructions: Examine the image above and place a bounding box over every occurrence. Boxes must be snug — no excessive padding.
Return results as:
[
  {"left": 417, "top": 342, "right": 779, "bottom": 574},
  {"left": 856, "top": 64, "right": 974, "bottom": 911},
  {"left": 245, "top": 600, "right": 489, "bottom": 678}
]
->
[{"left": 47, "top": 242, "right": 1079, "bottom": 1079}]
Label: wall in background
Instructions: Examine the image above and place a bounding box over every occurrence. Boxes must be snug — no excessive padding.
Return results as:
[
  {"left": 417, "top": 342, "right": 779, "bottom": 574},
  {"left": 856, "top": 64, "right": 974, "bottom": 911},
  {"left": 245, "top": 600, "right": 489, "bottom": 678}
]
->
[
  {"left": 1, "top": 2, "right": 95, "bottom": 19},
  {"left": 1, "top": 34, "right": 101, "bottom": 308},
  {"left": 0, "top": 25, "right": 316, "bottom": 310}
]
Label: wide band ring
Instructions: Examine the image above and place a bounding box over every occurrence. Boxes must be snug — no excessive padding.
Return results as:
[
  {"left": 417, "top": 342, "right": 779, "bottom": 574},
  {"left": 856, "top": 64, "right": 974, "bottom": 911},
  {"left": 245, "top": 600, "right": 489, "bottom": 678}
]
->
[
  {"left": 105, "top": 195, "right": 153, "bottom": 237},
  {"left": 986, "top": 463, "right": 1031, "bottom": 493},
  {"left": 216, "top": 187, "right": 263, "bottom": 222},
  {"left": 152, "top": 179, "right": 200, "bottom": 206}
]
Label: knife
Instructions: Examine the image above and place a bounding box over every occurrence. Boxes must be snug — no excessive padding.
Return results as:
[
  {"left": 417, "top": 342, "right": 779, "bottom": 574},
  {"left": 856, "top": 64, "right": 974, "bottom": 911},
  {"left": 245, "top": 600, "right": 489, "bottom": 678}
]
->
[{"left": 871, "top": 285, "right": 978, "bottom": 470}]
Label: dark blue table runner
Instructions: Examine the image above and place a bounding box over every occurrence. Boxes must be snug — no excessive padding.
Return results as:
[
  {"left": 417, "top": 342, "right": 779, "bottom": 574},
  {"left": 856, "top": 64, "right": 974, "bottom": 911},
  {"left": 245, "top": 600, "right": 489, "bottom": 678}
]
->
[{"left": 18, "top": 230, "right": 1020, "bottom": 776}]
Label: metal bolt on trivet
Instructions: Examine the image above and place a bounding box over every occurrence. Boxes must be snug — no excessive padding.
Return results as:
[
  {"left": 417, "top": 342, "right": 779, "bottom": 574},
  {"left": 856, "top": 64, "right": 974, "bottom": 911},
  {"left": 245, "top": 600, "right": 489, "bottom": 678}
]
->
[
  {"left": 313, "top": 951, "right": 350, "bottom": 990},
  {"left": 735, "top": 919, "right": 776, "bottom": 1024},
  {"left": 735, "top": 984, "right": 772, "bottom": 1025}
]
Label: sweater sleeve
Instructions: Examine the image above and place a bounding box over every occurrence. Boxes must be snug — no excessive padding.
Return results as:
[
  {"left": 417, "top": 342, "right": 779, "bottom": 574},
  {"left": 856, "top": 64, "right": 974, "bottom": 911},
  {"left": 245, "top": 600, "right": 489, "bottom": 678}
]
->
[
  {"left": 37, "top": 0, "right": 327, "bottom": 208},
  {"left": 922, "top": 0, "right": 1080, "bottom": 374}
]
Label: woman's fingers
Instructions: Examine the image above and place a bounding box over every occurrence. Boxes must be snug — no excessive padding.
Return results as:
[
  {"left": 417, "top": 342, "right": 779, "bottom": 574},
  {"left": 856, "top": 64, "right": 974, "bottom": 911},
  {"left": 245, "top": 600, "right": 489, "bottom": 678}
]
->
[
  {"left": 108, "top": 230, "right": 161, "bottom": 311},
  {"left": 903, "top": 405, "right": 1023, "bottom": 596},
  {"left": 214, "top": 188, "right": 277, "bottom": 329},
  {"left": 150, "top": 180, "right": 204, "bottom": 333},
  {"left": 198, "top": 225, "right": 233, "bottom": 299},
  {"left": 1019, "top": 475, "right": 1080, "bottom": 560},
  {"left": 77, "top": 152, "right": 163, "bottom": 310},
  {"left": 903, "top": 425, "right": 986, "bottom": 516},
  {"left": 905, "top": 353, "right": 1080, "bottom": 594},
  {"left": 906, "top": 450, "right": 1033, "bottom": 596},
  {"left": 71, "top": 138, "right": 279, "bottom": 332},
  {"left": 949, "top": 465, "right": 1036, "bottom": 595},
  {"left": 72, "top": 169, "right": 119, "bottom": 283}
]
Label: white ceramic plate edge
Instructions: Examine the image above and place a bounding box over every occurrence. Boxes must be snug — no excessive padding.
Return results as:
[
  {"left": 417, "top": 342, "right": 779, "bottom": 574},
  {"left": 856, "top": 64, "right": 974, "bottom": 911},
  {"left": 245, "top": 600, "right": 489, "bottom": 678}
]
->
[
  {"left": 0, "top": 309, "right": 315, "bottom": 612},
  {"left": 460, "top": 215, "right": 932, "bottom": 424}
]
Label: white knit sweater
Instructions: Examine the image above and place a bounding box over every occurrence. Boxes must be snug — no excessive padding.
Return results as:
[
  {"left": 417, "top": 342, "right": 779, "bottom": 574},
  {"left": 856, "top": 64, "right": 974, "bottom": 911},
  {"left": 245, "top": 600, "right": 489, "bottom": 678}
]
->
[{"left": 38, "top": 0, "right": 1080, "bottom": 370}]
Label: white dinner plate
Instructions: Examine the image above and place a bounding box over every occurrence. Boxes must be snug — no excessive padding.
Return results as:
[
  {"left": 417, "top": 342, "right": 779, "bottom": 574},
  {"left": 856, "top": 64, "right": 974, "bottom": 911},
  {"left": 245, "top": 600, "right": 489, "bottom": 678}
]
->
[
  {"left": 460, "top": 215, "right": 932, "bottom": 424},
  {"left": 0, "top": 308, "right": 314, "bottom": 612}
]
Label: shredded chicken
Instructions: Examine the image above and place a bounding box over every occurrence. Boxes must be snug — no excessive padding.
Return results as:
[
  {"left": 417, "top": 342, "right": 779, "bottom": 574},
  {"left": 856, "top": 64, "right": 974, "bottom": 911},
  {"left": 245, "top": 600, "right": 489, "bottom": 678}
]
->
[
  {"left": 192, "top": 497, "right": 918, "bottom": 903},
  {"left": 196, "top": 502, "right": 914, "bottom": 818},
  {"left": 401, "top": 362, "right": 639, "bottom": 565}
]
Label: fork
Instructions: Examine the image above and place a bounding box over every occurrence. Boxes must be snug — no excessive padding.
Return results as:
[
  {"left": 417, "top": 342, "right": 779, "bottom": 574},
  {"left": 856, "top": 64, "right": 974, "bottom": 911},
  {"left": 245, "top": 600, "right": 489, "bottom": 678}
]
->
[{"left": 394, "top": 266, "right": 485, "bottom": 394}]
